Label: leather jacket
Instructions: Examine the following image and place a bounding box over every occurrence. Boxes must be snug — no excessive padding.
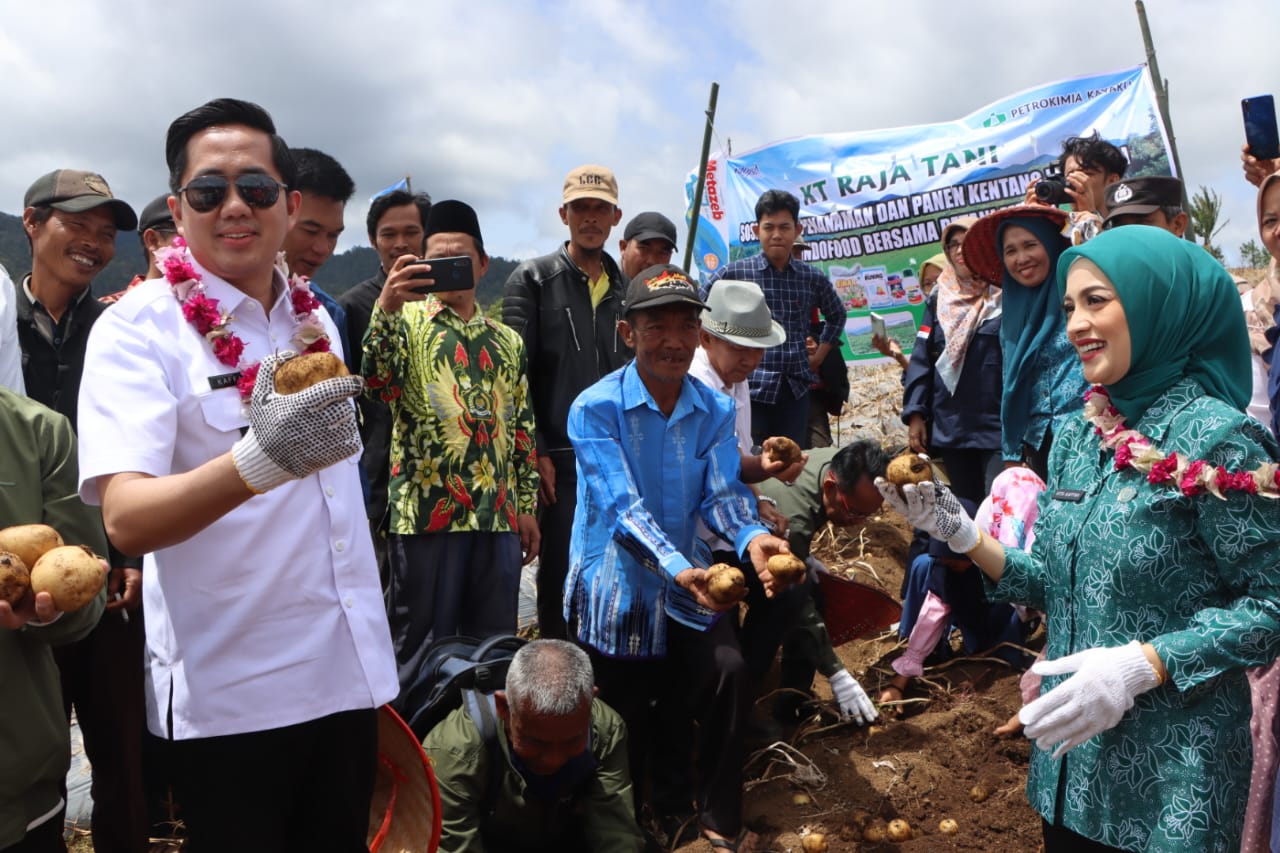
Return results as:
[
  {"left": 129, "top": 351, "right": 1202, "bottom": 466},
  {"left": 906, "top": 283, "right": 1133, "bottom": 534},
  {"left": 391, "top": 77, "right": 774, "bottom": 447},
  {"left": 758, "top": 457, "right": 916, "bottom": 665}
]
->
[{"left": 502, "top": 244, "right": 631, "bottom": 456}]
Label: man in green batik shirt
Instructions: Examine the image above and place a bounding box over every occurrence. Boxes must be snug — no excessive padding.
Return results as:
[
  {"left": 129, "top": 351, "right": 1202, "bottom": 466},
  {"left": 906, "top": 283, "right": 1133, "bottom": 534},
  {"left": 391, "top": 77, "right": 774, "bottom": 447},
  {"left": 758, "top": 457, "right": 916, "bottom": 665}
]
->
[{"left": 362, "top": 199, "right": 539, "bottom": 699}]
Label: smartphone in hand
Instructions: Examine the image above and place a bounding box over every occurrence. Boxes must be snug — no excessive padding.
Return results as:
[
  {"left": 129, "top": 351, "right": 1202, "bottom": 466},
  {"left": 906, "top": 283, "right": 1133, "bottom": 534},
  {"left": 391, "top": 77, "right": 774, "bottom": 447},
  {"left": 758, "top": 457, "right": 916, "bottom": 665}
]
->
[
  {"left": 1243, "top": 95, "right": 1280, "bottom": 160},
  {"left": 408, "top": 255, "right": 475, "bottom": 294},
  {"left": 870, "top": 311, "right": 887, "bottom": 342}
]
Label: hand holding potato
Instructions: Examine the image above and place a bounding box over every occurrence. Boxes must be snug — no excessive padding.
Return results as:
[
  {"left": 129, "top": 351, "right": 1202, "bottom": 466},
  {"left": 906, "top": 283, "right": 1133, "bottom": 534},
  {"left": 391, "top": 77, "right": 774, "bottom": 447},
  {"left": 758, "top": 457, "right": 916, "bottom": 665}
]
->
[
  {"left": 744, "top": 533, "right": 792, "bottom": 598},
  {"left": 761, "top": 436, "right": 807, "bottom": 483},
  {"left": 674, "top": 566, "right": 739, "bottom": 613}
]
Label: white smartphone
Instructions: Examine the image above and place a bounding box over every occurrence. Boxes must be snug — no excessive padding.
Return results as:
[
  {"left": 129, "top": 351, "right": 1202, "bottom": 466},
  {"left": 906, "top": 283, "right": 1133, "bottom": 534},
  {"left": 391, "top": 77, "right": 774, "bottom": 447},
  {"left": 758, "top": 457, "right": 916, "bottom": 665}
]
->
[{"left": 870, "top": 311, "right": 887, "bottom": 341}]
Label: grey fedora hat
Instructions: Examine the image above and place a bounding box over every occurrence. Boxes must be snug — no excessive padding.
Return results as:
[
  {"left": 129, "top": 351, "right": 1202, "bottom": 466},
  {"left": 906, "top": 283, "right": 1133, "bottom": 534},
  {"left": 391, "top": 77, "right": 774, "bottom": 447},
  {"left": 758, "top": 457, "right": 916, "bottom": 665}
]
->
[{"left": 702, "top": 280, "right": 786, "bottom": 348}]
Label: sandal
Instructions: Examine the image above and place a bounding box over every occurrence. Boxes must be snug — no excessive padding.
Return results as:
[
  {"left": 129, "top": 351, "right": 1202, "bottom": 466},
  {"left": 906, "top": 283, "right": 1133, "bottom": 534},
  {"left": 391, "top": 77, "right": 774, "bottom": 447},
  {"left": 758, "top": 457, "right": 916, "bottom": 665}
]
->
[{"left": 705, "top": 827, "right": 754, "bottom": 851}]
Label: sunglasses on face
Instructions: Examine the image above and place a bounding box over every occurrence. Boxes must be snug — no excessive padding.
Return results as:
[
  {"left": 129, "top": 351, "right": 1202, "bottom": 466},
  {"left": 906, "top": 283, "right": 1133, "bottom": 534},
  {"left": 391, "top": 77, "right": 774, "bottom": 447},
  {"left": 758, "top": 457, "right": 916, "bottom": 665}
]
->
[{"left": 177, "top": 173, "right": 287, "bottom": 213}]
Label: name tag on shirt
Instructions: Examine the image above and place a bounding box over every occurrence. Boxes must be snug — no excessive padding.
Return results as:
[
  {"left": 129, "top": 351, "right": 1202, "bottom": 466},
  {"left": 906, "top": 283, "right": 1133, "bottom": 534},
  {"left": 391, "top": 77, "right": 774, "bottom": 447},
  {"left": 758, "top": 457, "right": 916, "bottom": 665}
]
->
[
  {"left": 1052, "top": 489, "right": 1085, "bottom": 503},
  {"left": 208, "top": 372, "right": 242, "bottom": 391}
]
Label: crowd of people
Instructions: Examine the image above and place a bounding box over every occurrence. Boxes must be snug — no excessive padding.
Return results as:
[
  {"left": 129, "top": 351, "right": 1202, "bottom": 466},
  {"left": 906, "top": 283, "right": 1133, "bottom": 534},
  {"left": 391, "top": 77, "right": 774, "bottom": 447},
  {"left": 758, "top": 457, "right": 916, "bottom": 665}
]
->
[{"left": 2, "top": 93, "right": 1280, "bottom": 853}]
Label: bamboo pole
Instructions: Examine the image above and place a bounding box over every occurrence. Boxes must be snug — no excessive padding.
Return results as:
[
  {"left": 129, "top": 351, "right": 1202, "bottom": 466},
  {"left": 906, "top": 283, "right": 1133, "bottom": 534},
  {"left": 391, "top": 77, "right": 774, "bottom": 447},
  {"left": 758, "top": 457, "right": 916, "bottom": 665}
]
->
[
  {"left": 1135, "top": 0, "right": 1193, "bottom": 235},
  {"left": 683, "top": 82, "right": 720, "bottom": 273}
]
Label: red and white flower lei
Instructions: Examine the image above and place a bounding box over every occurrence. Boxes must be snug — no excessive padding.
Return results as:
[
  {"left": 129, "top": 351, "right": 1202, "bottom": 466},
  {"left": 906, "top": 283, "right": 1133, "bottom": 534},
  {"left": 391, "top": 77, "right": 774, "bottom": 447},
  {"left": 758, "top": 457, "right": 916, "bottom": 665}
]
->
[
  {"left": 1084, "top": 385, "right": 1280, "bottom": 499},
  {"left": 159, "top": 236, "right": 331, "bottom": 402}
]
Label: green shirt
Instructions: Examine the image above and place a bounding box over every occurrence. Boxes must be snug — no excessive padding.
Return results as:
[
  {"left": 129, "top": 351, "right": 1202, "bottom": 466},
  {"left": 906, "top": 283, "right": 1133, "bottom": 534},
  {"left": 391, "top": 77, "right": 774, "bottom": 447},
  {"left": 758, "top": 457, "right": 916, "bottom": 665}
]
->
[
  {"left": 758, "top": 447, "right": 843, "bottom": 676},
  {"left": 992, "top": 379, "right": 1280, "bottom": 852},
  {"left": 423, "top": 697, "right": 643, "bottom": 853},
  {"left": 759, "top": 446, "right": 839, "bottom": 561},
  {"left": 363, "top": 298, "right": 538, "bottom": 535},
  {"left": 0, "top": 389, "right": 106, "bottom": 847}
]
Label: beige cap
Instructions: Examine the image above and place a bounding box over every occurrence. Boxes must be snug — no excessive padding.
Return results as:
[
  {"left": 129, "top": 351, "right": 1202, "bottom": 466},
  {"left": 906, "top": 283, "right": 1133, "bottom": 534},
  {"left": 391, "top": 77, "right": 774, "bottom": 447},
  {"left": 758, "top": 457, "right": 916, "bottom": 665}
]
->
[{"left": 562, "top": 164, "right": 618, "bottom": 206}]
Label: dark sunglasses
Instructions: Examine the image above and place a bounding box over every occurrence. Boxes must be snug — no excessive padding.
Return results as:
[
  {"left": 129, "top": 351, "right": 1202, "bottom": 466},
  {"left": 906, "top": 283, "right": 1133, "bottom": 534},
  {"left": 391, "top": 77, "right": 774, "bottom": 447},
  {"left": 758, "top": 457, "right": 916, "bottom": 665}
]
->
[{"left": 177, "top": 174, "right": 287, "bottom": 213}]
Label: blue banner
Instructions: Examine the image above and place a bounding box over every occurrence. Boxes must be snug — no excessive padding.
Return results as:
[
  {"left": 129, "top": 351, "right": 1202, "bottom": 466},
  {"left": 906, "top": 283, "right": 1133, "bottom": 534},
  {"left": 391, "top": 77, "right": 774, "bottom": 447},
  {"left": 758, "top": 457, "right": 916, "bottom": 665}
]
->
[{"left": 685, "top": 65, "right": 1172, "bottom": 362}]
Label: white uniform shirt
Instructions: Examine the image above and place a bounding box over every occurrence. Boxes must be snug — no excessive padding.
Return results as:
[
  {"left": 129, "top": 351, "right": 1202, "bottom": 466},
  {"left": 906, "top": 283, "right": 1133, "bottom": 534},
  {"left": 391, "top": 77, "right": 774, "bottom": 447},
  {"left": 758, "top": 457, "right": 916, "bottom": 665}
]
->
[
  {"left": 0, "top": 269, "right": 25, "bottom": 394},
  {"left": 688, "top": 347, "right": 754, "bottom": 554},
  {"left": 77, "top": 262, "right": 398, "bottom": 739}
]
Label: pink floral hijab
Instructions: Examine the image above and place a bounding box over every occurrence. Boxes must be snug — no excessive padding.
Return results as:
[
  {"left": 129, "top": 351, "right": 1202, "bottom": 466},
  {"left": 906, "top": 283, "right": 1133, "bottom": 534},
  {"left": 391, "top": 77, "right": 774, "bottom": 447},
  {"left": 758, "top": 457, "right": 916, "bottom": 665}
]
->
[
  {"left": 1246, "top": 173, "right": 1280, "bottom": 358},
  {"left": 934, "top": 219, "right": 1001, "bottom": 394}
]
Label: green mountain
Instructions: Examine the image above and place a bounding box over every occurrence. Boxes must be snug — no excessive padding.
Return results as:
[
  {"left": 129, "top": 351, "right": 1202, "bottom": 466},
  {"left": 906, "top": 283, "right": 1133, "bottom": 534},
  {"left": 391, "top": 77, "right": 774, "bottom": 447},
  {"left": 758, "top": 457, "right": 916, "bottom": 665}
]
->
[{"left": 0, "top": 211, "right": 520, "bottom": 308}]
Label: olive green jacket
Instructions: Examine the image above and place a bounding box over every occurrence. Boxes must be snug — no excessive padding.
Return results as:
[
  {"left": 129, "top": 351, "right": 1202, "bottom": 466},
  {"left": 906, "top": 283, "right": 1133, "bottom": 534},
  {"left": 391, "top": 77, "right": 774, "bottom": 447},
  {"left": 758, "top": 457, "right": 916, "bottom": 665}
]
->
[
  {"left": 423, "top": 697, "right": 643, "bottom": 852},
  {"left": 0, "top": 389, "right": 107, "bottom": 848}
]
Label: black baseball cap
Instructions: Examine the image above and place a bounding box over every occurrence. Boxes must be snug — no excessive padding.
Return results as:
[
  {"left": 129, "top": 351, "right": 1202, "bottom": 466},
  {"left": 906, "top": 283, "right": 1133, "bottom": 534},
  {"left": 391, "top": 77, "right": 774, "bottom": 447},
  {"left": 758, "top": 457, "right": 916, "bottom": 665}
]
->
[
  {"left": 137, "top": 194, "right": 176, "bottom": 233},
  {"left": 624, "top": 264, "right": 708, "bottom": 316},
  {"left": 1103, "top": 176, "right": 1184, "bottom": 227},
  {"left": 623, "top": 211, "right": 677, "bottom": 249}
]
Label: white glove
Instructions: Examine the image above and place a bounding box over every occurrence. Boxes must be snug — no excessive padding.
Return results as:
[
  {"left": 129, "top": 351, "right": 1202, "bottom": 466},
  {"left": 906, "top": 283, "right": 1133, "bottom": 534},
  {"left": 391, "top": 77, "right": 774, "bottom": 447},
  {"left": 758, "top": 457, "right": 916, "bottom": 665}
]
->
[
  {"left": 1018, "top": 641, "right": 1161, "bottom": 759},
  {"left": 829, "top": 669, "right": 877, "bottom": 725},
  {"left": 231, "top": 353, "right": 364, "bottom": 493},
  {"left": 874, "top": 479, "right": 980, "bottom": 554}
]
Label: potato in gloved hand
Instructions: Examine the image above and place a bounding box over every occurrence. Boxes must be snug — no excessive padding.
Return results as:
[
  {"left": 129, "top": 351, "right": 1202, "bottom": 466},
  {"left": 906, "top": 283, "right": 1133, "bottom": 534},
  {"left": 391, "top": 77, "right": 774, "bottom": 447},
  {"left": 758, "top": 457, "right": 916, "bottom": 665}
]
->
[
  {"left": 884, "top": 451, "right": 933, "bottom": 497},
  {"left": 272, "top": 351, "right": 350, "bottom": 394}
]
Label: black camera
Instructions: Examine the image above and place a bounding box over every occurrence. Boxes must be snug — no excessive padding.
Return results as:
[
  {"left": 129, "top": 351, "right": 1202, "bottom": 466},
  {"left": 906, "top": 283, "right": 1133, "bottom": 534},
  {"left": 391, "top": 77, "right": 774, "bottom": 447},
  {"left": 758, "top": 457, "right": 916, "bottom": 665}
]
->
[{"left": 1034, "top": 176, "right": 1071, "bottom": 205}]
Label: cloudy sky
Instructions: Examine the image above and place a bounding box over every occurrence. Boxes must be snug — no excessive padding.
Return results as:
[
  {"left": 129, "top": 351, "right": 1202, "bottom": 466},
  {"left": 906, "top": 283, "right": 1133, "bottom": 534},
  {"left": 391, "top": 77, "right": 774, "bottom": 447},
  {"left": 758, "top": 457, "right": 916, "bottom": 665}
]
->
[{"left": 1, "top": 0, "right": 1275, "bottom": 265}]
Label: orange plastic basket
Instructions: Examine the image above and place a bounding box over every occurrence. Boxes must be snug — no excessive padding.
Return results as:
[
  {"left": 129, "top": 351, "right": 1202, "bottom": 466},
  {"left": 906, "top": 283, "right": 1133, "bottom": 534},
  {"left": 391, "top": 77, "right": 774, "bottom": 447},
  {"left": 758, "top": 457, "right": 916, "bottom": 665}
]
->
[
  {"left": 815, "top": 568, "right": 903, "bottom": 647},
  {"left": 367, "top": 705, "right": 442, "bottom": 853}
]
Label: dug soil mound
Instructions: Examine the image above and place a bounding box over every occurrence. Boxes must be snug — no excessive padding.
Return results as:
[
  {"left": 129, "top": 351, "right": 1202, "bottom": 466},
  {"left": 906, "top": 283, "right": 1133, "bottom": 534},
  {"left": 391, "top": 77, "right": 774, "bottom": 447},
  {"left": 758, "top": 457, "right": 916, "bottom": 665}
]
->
[{"left": 676, "top": 510, "right": 1044, "bottom": 853}]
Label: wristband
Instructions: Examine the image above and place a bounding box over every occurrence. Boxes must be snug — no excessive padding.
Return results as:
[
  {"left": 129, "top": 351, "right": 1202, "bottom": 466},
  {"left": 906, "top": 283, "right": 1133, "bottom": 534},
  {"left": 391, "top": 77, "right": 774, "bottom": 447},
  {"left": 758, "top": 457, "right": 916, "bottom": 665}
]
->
[{"left": 757, "top": 495, "right": 778, "bottom": 508}]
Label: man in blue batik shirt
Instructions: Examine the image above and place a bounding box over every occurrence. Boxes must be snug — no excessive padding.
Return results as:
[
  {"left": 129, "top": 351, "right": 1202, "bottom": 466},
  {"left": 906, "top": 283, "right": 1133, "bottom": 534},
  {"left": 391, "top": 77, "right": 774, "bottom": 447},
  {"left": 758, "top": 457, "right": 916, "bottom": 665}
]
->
[
  {"left": 565, "top": 264, "right": 791, "bottom": 852},
  {"left": 701, "top": 189, "right": 845, "bottom": 449}
]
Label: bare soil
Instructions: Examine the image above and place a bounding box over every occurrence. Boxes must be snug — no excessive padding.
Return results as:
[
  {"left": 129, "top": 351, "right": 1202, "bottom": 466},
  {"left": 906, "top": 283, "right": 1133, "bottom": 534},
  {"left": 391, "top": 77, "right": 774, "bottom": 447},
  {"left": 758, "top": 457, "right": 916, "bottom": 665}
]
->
[{"left": 675, "top": 511, "right": 1045, "bottom": 853}]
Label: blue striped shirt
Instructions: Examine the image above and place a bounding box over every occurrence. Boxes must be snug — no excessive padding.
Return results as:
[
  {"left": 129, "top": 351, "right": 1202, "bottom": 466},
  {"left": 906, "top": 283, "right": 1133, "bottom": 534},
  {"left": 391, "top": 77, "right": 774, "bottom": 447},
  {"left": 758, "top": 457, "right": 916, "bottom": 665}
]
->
[
  {"left": 702, "top": 254, "right": 845, "bottom": 403},
  {"left": 565, "top": 363, "right": 768, "bottom": 658}
]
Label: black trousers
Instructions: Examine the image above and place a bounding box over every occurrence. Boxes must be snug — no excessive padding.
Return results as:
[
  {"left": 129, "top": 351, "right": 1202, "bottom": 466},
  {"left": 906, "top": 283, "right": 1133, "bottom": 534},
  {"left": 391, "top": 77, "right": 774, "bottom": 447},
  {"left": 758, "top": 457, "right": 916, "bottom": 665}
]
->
[
  {"left": 535, "top": 452, "right": 577, "bottom": 639},
  {"left": 588, "top": 616, "right": 748, "bottom": 838},
  {"left": 55, "top": 607, "right": 149, "bottom": 853},
  {"left": 939, "top": 447, "right": 1002, "bottom": 506},
  {"left": 155, "top": 708, "right": 377, "bottom": 853},
  {"left": 751, "top": 382, "right": 811, "bottom": 450}
]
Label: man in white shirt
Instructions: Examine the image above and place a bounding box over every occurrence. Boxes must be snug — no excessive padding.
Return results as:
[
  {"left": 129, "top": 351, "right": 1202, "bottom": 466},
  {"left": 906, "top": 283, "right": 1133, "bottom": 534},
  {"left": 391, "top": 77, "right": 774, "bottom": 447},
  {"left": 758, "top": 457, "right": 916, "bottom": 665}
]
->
[
  {"left": 0, "top": 270, "right": 22, "bottom": 394},
  {"left": 76, "top": 98, "right": 398, "bottom": 851}
]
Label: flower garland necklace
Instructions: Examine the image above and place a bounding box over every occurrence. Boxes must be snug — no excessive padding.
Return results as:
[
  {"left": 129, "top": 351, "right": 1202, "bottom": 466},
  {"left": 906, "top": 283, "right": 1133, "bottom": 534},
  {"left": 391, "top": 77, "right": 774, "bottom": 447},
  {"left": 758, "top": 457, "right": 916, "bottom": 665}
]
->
[
  {"left": 160, "top": 236, "right": 332, "bottom": 402},
  {"left": 1083, "top": 385, "right": 1280, "bottom": 499}
]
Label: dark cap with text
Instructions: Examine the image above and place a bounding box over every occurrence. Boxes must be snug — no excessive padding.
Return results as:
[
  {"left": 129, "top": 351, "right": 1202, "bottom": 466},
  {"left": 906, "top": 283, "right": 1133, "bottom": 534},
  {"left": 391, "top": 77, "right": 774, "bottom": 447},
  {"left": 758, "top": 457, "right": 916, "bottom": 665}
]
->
[
  {"left": 562, "top": 164, "right": 618, "bottom": 206},
  {"left": 24, "top": 169, "right": 137, "bottom": 231},
  {"left": 1102, "top": 176, "right": 1184, "bottom": 227},
  {"left": 624, "top": 264, "right": 708, "bottom": 316}
]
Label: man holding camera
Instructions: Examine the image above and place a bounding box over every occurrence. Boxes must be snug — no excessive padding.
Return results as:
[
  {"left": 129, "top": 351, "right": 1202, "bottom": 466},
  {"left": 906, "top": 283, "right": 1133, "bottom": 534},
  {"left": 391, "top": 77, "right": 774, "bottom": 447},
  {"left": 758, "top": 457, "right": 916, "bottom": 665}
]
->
[
  {"left": 1024, "top": 131, "right": 1128, "bottom": 244},
  {"left": 363, "top": 199, "right": 539, "bottom": 699}
]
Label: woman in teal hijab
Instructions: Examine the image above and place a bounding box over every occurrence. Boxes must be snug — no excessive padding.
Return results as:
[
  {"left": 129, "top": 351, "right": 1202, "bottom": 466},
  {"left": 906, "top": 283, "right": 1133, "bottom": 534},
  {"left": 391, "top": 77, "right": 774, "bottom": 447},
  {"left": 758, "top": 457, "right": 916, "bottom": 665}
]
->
[{"left": 880, "top": 225, "right": 1280, "bottom": 852}]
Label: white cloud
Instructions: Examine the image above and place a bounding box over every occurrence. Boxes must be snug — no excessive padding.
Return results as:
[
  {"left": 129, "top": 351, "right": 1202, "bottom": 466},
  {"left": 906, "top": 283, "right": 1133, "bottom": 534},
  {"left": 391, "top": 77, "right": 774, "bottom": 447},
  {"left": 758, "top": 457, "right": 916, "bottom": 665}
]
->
[{"left": 0, "top": 0, "right": 1275, "bottom": 264}]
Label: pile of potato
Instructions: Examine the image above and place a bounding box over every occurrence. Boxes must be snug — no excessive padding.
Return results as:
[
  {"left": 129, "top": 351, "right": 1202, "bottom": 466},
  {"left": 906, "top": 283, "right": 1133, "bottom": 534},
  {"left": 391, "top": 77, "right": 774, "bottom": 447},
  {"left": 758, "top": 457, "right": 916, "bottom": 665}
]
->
[{"left": 0, "top": 524, "right": 104, "bottom": 613}]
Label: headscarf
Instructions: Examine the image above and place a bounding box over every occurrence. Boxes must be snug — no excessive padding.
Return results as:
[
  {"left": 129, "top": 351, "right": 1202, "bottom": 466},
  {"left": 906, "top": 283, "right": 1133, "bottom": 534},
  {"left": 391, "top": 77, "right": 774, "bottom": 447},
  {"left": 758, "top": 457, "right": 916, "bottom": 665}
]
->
[
  {"left": 1246, "top": 173, "right": 1280, "bottom": 356},
  {"left": 1056, "top": 225, "right": 1252, "bottom": 422},
  {"left": 976, "top": 466, "right": 1046, "bottom": 553},
  {"left": 998, "top": 216, "right": 1071, "bottom": 459},
  {"left": 920, "top": 253, "right": 946, "bottom": 283},
  {"left": 934, "top": 220, "right": 1002, "bottom": 394}
]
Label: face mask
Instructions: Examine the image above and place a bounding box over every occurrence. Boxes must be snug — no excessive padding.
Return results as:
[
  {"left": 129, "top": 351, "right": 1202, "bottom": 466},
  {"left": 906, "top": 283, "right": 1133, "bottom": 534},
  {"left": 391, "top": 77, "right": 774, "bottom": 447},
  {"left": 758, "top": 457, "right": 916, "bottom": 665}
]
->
[{"left": 509, "top": 730, "right": 599, "bottom": 802}]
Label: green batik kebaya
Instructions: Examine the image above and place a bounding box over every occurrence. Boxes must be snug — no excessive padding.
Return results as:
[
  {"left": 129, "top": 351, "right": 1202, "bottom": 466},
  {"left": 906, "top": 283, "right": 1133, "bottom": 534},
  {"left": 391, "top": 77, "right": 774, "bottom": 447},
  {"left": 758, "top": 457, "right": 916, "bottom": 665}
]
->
[{"left": 363, "top": 296, "right": 537, "bottom": 534}]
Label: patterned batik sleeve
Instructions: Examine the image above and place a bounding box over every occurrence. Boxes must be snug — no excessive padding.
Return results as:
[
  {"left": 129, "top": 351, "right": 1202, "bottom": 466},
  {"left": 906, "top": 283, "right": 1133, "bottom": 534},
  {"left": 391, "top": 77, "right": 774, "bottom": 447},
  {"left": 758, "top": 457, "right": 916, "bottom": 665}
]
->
[
  {"left": 510, "top": 339, "right": 539, "bottom": 517},
  {"left": 569, "top": 400, "right": 692, "bottom": 580},
  {"left": 360, "top": 303, "right": 410, "bottom": 406},
  {"left": 1150, "top": 418, "right": 1280, "bottom": 691}
]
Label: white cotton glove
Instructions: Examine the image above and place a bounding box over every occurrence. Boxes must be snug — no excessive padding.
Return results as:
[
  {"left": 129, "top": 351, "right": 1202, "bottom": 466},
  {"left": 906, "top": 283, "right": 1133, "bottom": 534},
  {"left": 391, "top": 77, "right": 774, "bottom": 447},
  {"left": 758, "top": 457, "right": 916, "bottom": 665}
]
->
[
  {"left": 874, "top": 478, "right": 980, "bottom": 554},
  {"left": 231, "top": 352, "right": 364, "bottom": 494},
  {"left": 1018, "top": 641, "right": 1161, "bottom": 760},
  {"left": 829, "top": 669, "right": 877, "bottom": 725}
]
